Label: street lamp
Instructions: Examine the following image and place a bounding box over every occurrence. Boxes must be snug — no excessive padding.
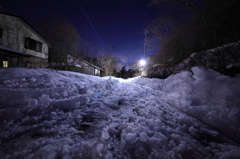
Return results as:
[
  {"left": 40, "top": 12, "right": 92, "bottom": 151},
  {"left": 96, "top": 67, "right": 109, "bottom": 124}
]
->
[
  {"left": 139, "top": 59, "right": 146, "bottom": 77},
  {"left": 139, "top": 59, "right": 146, "bottom": 66}
]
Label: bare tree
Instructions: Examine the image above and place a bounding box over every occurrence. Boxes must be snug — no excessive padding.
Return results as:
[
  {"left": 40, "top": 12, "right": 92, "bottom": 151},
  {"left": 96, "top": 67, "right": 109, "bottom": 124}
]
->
[
  {"left": 94, "top": 50, "right": 117, "bottom": 76},
  {"left": 148, "top": 16, "right": 176, "bottom": 50},
  {"left": 37, "top": 17, "right": 89, "bottom": 70},
  {"left": 149, "top": 0, "right": 213, "bottom": 20},
  {"left": 150, "top": 0, "right": 240, "bottom": 70}
]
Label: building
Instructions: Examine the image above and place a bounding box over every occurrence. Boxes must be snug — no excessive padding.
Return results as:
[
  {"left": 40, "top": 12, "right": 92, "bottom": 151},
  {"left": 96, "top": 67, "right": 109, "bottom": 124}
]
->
[
  {"left": 80, "top": 59, "right": 103, "bottom": 76},
  {"left": 0, "top": 12, "right": 50, "bottom": 68},
  {"left": 51, "top": 54, "right": 103, "bottom": 76},
  {"left": 0, "top": 12, "right": 103, "bottom": 76}
]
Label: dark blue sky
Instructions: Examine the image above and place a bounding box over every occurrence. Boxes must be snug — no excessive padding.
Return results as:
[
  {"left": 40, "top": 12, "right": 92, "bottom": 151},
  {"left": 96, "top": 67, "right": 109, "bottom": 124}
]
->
[{"left": 1, "top": 0, "right": 158, "bottom": 67}]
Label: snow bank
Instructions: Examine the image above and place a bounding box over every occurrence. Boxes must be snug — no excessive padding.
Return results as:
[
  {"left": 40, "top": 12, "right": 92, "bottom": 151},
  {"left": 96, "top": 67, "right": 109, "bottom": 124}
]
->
[
  {"left": 134, "top": 67, "right": 240, "bottom": 143},
  {"left": 0, "top": 68, "right": 106, "bottom": 108},
  {"left": 0, "top": 67, "right": 240, "bottom": 159}
]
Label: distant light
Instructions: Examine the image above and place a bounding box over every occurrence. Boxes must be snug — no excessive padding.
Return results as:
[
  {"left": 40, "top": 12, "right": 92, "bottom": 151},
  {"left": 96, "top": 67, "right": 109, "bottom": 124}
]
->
[{"left": 139, "top": 59, "right": 146, "bottom": 66}]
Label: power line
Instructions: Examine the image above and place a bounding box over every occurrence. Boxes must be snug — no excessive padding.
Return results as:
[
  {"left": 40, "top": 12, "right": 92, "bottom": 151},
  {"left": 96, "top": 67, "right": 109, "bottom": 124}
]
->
[
  {"left": 144, "top": 29, "right": 149, "bottom": 60},
  {"left": 76, "top": 1, "right": 106, "bottom": 48},
  {"left": 140, "top": 0, "right": 146, "bottom": 33},
  {"left": 39, "top": 0, "right": 59, "bottom": 18},
  {"left": 68, "top": 0, "right": 104, "bottom": 47},
  {"left": 67, "top": 0, "right": 107, "bottom": 49},
  {"left": 39, "top": 0, "right": 88, "bottom": 45},
  {"left": 112, "top": 34, "right": 143, "bottom": 48},
  {"left": 96, "top": 0, "right": 112, "bottom": 50},
  {"left": 140, "top": 0, "right": 149, "bottom": 60},
  {"left": 77, "top": 35, "right": 87, "bottom": 45}
]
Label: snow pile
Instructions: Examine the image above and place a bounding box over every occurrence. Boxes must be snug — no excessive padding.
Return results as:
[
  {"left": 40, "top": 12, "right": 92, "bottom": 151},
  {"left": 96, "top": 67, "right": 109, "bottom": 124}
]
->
[
  {"left": 94, "top": 95, "right": 240, "bottom": 159},
  {"left": 0, "top": 67, "right": 240, "bottom": 159},
  {"left": 134, "top": 67, "right": 240, "bottom": 143}
]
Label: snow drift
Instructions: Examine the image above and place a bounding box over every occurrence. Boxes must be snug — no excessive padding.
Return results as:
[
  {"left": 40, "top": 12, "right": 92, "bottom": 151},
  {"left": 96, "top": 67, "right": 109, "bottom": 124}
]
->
[
  {"left": 0, "top": 67, "right": 240, "bottom": 159},
  {"left": 134, "top": 67, "right": 240, "bottom": 143}
]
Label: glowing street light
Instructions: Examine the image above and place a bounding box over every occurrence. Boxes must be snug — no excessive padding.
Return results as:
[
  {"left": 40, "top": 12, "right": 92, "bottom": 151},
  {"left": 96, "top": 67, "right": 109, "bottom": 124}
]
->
[
  {"left": 139, "top": 59, "right": 146, "bottom": 66},
  {"left": 139, "top": 59, "right": 146, "bottom": 77}
]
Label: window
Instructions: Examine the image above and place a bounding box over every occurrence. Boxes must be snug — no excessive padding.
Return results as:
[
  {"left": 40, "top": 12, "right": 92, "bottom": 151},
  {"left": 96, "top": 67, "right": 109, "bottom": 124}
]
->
[
  {"left": 0, "top": 28, "right": 2, "bottom": 38},
  {"left": 3, "top": 61, "right": 8, "bottom": 67},
  {"left": 25, "top": 38, "right": 42, "bottom": 52}
]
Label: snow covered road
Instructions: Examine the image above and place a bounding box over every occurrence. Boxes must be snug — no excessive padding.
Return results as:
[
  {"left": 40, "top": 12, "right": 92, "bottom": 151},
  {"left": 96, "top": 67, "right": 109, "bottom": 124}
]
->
[{"left": 0, "top": 68, "right": 240, "bottom": 159}]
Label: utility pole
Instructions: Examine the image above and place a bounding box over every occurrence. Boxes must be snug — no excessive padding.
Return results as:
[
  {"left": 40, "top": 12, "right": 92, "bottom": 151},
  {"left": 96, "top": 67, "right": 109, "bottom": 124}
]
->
[
  {"left": 108, "top": 44, "right": 113, "bottom": 53},
  {"left": 143, "top": 29, "right": 149, "bottom": 60}
]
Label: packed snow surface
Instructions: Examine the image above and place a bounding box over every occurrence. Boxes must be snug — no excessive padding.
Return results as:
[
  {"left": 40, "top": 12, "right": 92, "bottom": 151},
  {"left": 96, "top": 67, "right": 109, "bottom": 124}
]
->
[{"left": 0, "top": 67, "right": 240, "bottom": 159}]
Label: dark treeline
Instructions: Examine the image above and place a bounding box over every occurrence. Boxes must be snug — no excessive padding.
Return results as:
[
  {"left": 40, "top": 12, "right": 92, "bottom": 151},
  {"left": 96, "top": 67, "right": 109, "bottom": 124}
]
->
[
  {"left": 36, "top": 16, "right": 118, "bottom": 76},
  {"left": 147, "top": 0, "right": 240, "bottom": 78},
  {"left": 115, "top": 65, "right": 140, "bottom": 79}
]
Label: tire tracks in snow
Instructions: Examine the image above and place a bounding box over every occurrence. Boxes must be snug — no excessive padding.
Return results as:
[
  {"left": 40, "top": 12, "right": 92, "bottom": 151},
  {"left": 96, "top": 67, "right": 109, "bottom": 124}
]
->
[{"left": 90, "top": 80, "right": 240, "bottom": 158}]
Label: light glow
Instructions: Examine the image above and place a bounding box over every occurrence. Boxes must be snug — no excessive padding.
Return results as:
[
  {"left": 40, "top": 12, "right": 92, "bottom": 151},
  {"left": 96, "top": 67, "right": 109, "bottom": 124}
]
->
[{"left": 139, "top": 59, "right": 146, "bottom": 66}]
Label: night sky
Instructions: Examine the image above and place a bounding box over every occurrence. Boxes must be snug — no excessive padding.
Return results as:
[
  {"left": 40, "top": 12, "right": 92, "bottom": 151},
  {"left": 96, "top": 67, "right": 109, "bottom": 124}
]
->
[{"left": 1, "top": 0, "right": 158, "bottom": 67}]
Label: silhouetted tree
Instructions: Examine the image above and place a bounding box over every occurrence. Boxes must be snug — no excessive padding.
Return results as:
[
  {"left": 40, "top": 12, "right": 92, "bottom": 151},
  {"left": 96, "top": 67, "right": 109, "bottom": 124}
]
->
[
  {"left": 149, "top": 0, "right": 240, "bottom": 75},
  {"left": 120, "top": 65, "right": 127, "bottom": 78},
  {"left": 92, "top": 50, "right": 117, "bottom": 76},
  {"left": 37, "top": 17, "right": 89, "bottom": 70}
]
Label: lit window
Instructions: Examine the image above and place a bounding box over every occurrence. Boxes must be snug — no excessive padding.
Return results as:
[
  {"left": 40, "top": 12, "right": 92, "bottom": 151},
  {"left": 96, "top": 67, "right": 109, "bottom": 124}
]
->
[
  {"left": 25, "top": 38, "right": 42, "bottom": 52},
  {"left": 3, "top": 61, "right": 8, "bottom": 67}
]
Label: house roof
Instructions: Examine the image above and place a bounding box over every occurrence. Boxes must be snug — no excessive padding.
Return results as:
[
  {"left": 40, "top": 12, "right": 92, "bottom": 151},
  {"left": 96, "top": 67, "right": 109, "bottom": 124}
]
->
[
  {"left": 67, "top": 54, "right": 104, "bottom": 71},
  {"left": 0, "top": 44, "right": 30, "bottom": 56},
  {"left": 82, "top": 59, "right": 104, "bottom": 71},
  {"left": 0, "top": 11, "right": 51, "bottom": 46}
]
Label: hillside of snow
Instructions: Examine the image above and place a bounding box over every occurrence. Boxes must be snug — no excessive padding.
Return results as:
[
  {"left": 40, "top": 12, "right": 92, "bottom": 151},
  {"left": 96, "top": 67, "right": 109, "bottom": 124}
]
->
[
  {"left": 0, "top": 67, "right": 240, "bottom": 159},
  {"left": 133, "top": 67, "right": 240, "bottom": 143}
]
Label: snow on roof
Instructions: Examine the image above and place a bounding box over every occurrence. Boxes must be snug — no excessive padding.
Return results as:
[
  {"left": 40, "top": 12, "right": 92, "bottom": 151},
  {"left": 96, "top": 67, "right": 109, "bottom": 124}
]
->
[{"left": 82, "top": 59, "right": 104, "bottom": 71}]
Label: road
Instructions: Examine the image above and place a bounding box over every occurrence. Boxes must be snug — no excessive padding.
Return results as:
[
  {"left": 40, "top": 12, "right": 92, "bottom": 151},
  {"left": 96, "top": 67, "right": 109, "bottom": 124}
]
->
[{"left": 0, "top": 76, "right": 240, "bottom": 159}]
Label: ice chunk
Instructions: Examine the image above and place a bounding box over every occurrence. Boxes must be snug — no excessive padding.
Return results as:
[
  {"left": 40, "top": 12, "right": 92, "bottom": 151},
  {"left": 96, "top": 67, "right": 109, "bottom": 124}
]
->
[
  {"left": 189, "top": 126, "right": 199, "bottom": 137},
  {"left": 105, "top": 152, "right": 113, "bottom": 159},
  {"left": 139, "top": 132, "right": 148, "bottom": 142},
  {"left": 169, "top": 140, "right": 177, "bottom": 147},
  {"left": 200, "top": 127, "right": 219, "bottom": 137},
  {"left": 122, "top": 133, "right": 137, "bottom": 143},
  {"left": 27, "top": 98, "right": 38, "bottom": 107},
  {"left": 68, "top": 127, "right": 79, "bottom": 134},
  {"left": 60, "top": 144, "right": 70, "bottom": 157},
  {"left": 51, "top": 111, "right": 57, "bottom": 119},
  {"left": 101, "top": 128, "right": 110, "bottom": 142},
  {"left": 96, "top": 143, "right": 104, "bottom": 157},
  {"left": 62, "top": 154, "right": 71, "bottom": 159},
  {"left": 38, "top": 94, "right": 51, "bottom": 107},
  {"left": 177, "top": 143, "right": 186, "bottom": 152}
]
